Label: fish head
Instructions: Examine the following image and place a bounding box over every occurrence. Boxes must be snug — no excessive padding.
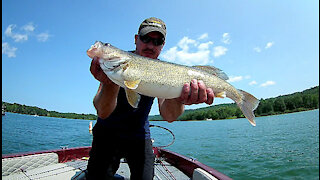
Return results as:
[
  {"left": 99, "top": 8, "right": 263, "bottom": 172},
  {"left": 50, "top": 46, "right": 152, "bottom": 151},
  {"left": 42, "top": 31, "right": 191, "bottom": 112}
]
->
[
  {"left": 87, "top": 41, "right": 130, "bottom": 73},
  {"left": 87, "top": 41, "right": 106, "bottom": 59},
  {"left": 87, "top": 41, "right": 125, "bottom": 61}
]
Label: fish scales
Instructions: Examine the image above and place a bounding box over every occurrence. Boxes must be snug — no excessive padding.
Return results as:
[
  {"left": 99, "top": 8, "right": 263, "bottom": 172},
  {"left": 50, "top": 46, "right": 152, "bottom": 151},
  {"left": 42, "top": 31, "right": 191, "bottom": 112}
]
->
[
  {"left": 124, "top": 55, "right": 240, "bottom": 102},
  {"left": 87, "top": 41, "right": 260, "bottom": 126}
]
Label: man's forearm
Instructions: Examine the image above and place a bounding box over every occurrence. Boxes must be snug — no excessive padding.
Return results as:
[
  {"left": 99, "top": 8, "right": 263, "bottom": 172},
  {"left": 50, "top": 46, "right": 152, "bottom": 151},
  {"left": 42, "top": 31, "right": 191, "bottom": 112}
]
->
[
  {"left": 159, "top": 98, "right": 184, "bottom": 122},
  {"left": 94, "top": 83, "right": 120, "bottom": 119}
]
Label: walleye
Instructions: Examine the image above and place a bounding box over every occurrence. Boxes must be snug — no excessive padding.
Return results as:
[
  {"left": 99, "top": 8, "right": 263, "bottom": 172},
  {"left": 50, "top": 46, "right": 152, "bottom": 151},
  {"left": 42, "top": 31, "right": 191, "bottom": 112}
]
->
[{"left": 87, "top": 41, "right": 260, "bottom": 126}]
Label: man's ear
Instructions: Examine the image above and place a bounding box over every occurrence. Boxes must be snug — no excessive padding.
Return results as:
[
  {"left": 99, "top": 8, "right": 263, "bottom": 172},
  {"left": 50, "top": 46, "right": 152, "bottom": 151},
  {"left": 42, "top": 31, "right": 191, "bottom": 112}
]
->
[{"left": 134, "top": 34, "right": 138, "bottom": 44}]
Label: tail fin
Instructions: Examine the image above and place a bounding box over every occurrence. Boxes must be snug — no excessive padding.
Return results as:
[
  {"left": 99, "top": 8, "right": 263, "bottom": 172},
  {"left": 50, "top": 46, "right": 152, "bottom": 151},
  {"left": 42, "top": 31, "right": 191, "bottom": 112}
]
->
[{"left": 237, "top": 89, "right": 260, "bottom": 126}]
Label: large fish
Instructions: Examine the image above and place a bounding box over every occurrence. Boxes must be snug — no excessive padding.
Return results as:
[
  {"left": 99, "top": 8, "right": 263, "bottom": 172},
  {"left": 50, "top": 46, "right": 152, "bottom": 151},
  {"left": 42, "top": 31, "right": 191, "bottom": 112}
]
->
[{"left": 87, "top": 41, "right": 260, "bottom": 126}]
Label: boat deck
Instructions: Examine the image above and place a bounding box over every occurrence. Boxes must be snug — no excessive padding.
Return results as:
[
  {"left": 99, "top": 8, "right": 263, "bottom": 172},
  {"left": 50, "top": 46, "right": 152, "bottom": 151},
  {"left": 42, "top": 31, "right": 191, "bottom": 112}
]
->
[
  {"left": 2, "top": 147, "right": 231, "bottom": 180},
  {"left": 2, "top": 157, "right": 190, "bottom": 180},
  {"left": 116, "top": 158, "right": 190, "bottom": 180}
]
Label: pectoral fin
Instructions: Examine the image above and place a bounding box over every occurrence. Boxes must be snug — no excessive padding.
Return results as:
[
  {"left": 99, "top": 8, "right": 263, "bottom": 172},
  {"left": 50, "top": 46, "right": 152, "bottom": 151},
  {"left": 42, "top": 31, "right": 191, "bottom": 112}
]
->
[
  {"left": 216, "top": 91, "right": 226, "bottom": 98},
  {"left": 124, "top": 88, "right": 141, "bottom": 108},
  {"left": 124, "top": 79, "right": 141, "bottom": 90}
]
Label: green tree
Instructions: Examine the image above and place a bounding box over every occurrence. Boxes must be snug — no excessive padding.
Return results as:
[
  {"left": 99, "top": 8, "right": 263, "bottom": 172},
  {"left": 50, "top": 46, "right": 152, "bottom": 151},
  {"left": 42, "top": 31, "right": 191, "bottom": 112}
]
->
[{"left": 274, "top": 98, "right": 286, "bottom": 112}]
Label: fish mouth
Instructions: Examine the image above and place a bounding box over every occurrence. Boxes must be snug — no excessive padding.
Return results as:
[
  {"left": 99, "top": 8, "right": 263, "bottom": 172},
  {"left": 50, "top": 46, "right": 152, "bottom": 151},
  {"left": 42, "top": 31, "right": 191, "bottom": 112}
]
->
[
  {"left": 87, "top": 49, "right": 96, "bottom": 58},
  {"left": 87, "top": 41, "right": 106, "bottom": 58}
]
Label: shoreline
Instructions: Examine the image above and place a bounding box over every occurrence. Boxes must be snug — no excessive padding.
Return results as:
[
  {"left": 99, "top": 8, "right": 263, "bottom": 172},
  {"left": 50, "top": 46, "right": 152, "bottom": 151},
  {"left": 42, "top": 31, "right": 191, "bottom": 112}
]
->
[
  {"left": 149, "top": 108, "right": 319, "bottom": 122},
  {"left": 4, "top": 108, "right": 319, "bottom": 121}
]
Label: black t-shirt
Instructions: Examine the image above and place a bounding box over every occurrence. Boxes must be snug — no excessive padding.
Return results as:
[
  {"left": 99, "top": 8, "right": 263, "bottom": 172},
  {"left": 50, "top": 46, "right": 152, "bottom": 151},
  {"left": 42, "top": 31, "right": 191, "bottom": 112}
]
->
[{"left": 97, "top": 87, "right": 154, "bottom": 139}]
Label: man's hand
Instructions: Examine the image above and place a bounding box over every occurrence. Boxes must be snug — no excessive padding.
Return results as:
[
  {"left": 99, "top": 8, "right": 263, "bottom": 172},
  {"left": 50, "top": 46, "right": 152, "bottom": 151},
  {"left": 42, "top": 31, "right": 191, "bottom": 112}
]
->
[
  {"left": 178, "top": 79, "right": 214, "bottom": 105},
  {"left": 90, "top": 57, "right": 113, "bottom": 85},
  {"left": 159, "top": 79, "right": 214, "bottom": 123}
]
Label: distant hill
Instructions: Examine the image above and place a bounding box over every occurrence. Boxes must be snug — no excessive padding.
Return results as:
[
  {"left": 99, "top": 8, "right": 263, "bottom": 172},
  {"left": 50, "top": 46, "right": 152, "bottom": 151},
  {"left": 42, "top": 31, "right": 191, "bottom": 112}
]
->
[
  {"left": 149, "top": 86, "right": 319, "bottom": 121},
  {"left": 2, "top": 86, "right": 318, "bottom": 121},
  {"left": 1, "top": 102, "right": 97, "bottom": 120}
]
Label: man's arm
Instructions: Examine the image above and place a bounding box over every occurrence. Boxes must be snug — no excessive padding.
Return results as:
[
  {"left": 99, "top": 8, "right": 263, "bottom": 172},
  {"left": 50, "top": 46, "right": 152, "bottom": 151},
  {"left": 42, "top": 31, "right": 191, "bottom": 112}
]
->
[
  {"left": 159, "top": 79, "right": 214, "bottom": 122},
  {"left": 90, "top": 57, "right": 120, "bottom": 119},
  {"left": 158, "top": 98, "right": 184, "bottom": 123}
]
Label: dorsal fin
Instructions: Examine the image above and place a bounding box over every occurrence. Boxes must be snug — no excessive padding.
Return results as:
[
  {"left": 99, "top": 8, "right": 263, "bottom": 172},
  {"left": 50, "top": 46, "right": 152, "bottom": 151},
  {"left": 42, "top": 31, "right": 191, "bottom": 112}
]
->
[{"left": 192, "top": 65, "right": 229, "bottom": 80}]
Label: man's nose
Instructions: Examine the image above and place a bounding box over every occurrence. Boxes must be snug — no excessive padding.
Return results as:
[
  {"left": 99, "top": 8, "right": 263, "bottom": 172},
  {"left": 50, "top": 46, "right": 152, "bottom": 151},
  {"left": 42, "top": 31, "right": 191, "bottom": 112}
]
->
[{"left": 146, "top": 41, "right": 155, "bottom": 48}]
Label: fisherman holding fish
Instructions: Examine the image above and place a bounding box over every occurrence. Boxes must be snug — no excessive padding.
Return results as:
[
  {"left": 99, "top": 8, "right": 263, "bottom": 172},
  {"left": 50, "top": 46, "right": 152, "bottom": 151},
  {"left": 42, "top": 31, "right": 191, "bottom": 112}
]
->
[{"left": 86, "top": 17, "right": 216, "bottom": 180}]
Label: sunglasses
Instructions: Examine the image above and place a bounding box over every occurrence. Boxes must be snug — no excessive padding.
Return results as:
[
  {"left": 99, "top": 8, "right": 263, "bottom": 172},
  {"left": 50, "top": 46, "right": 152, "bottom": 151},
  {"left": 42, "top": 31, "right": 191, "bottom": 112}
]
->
[{"left": 139, "top": 35, "right": 164, "bottom": 46}]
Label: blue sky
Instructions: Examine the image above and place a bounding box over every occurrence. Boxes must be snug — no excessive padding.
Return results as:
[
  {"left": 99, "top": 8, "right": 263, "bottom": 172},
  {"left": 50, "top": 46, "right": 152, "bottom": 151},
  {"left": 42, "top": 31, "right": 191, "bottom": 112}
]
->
[{"left": 2, "top": 0, "right": 319, "bottom": 116}]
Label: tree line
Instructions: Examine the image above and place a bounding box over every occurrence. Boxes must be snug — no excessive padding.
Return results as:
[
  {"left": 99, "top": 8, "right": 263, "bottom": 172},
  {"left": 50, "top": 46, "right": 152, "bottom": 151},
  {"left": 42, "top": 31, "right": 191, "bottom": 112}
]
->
[
  {"left": 149, "top": 86, "right": 319, "bottom": 121},
  {"left": 2, "top": 86, "right": 318, "bottom": 121},
  {"left": 2, "top": 102, "right": 97, "bottom": 120}
]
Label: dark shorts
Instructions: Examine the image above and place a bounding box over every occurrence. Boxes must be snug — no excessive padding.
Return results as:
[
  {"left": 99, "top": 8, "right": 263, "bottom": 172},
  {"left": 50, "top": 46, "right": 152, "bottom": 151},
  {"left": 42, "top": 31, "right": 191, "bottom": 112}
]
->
[{"left": 86, "top": 122, "right": 155, "bottom": 180}]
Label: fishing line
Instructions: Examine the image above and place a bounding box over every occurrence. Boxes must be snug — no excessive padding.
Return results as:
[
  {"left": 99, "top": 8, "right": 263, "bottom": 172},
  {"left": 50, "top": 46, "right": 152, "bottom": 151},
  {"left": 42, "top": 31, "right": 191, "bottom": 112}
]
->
[{"left": 149, "top": 124, "right": 175, "bottom": 148}]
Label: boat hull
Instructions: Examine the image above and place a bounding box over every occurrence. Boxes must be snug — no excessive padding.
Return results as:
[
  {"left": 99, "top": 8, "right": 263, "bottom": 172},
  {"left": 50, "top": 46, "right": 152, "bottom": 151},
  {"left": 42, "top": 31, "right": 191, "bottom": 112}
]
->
[{"left": 2, "top": 146, "right": 232, "bottom": 180}]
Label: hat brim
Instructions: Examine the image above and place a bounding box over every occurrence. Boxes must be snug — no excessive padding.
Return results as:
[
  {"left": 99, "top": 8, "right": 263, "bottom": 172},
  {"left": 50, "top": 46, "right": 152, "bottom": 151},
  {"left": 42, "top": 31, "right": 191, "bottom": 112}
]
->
[{"left": 139, "top": 26, "right": 166, "bottom": 38}]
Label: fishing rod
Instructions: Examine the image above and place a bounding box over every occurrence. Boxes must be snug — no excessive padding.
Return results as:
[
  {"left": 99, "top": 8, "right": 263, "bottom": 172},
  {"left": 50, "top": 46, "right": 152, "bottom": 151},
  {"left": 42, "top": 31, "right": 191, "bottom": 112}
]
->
[{"left": 149, "top": 124, "right": 175, "bottom": 148}]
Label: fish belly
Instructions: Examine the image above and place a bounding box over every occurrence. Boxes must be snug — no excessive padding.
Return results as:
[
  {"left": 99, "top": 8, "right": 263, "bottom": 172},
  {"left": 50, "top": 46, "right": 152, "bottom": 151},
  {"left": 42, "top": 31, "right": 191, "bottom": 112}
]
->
[
  {"left": 106, "top": 71, "right": 182, "bottom": 99},
  {"left": 135, "top": 82, "right": 182, "bottom": 99}
]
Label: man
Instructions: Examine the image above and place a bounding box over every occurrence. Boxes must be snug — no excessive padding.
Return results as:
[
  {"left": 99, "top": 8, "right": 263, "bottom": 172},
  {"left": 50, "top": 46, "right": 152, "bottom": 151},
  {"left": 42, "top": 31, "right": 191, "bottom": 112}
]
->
[{"left": 86, "top": 17, "right": 215, "bottom": 180}]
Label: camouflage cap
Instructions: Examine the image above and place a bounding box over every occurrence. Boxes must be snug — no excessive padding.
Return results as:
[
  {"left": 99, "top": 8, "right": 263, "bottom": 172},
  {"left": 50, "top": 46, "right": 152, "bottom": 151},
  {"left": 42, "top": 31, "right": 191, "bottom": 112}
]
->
[{"left": 138, "top": 17, "right": 166, "bottom": 39}]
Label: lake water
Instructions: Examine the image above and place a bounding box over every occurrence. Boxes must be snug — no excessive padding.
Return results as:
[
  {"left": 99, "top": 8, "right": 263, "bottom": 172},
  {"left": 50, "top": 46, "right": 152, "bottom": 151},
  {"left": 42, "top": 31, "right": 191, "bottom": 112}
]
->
[{"left": 2, "top": 109, "right": 319, "bottom": 180}]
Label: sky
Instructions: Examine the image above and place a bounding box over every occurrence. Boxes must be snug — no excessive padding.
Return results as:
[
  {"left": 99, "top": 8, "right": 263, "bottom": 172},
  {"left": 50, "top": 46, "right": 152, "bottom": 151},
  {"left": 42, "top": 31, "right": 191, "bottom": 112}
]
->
[{"left": 2, "top": 0, "right": 319, "bottom": 116}]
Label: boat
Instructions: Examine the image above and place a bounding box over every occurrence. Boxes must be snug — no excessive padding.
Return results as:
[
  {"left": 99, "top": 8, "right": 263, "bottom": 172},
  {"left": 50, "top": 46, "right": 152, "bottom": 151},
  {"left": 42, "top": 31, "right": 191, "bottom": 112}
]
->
[
  {"left": 2, "top": 104, "right": 6, "bottom": 116},
  {"left": 89, "top": 121, "right": 93, "bottom": 132},
  {"left": 2, "top": 146, "right": 232, "bottom": 180},
  {"left": 2, "top": 125, "right": 232, "bottom": 179}
]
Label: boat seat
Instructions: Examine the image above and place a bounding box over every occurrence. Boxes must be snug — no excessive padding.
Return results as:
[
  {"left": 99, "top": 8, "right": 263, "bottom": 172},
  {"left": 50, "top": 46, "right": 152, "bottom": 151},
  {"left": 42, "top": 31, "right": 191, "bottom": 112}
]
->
[
  {"left": 2, "top": 153, "right": 87, "bottom": 180},
  {"left": 2, "top": 162, "right": 86, "bottom": 180},
  {"left": 2, "top": 153, "right": 59, "bottom": 176},
  {"left": 193, "top": 168, "right": 218, "bottom": 180}
]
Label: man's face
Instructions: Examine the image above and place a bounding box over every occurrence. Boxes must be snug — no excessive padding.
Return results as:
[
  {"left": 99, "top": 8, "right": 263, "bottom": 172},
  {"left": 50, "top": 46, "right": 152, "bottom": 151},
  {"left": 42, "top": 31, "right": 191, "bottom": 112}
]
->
[{"left": 135, "top": 31, "right": 165, "bottom": 59}]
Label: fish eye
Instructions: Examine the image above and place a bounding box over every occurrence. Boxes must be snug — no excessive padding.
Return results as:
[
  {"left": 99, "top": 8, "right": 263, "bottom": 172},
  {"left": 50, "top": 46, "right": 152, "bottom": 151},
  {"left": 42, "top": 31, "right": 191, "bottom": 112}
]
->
[{"left": 104, "top": 43, "right": 111, "bottom": 46}]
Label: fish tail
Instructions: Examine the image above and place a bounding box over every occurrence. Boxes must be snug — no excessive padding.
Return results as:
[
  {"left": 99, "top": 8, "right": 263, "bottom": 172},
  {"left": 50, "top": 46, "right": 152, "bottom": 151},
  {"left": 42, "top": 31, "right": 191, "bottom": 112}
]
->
[{"left": 236, "top": 89, "right": 260, "bottom": 126}]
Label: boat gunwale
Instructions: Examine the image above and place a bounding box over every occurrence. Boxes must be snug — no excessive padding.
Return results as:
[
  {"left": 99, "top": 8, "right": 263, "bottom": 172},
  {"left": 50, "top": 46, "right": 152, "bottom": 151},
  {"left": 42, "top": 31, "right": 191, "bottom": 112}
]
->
[
  {"left": 2, "top": 146, "right": 232, "bottom": 179},
  {"left": 155, "top": 148, "right": 232, "bottom": 180},
  {"left": 2, "top": 146, "right": 92, "bottom": 163}
]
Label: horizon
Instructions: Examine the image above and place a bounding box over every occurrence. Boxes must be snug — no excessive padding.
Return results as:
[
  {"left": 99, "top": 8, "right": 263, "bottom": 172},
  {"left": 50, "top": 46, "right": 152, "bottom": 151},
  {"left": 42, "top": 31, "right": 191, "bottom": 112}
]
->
[
  {"left": 2, "top": 0, "right": 319, "bottom": 116},
  {"left": 3, "top": 85, "right": 318, "bottom": 116}
]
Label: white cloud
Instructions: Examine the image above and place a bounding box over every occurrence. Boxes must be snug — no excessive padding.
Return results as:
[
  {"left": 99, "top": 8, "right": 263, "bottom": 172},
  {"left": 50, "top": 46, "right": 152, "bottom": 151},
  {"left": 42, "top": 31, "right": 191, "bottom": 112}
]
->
[
  {"left": 221, "top": 33, "right": 231, "bottom": 44},
  {"left": 253, "top": 47, "right": 261, "bottom": 53},
  {"left": 5, "top": 24, "right": 15, "bottom": 36},
  {"left": 161, "top": 47, "right": 178, "bottom": 61},
  {"left": 265, "top": 42, "right": 274, "bottom": 49},
  {"left": 12, "top": 34, "right": 28, "bottom": 42},
  {"left": 249, "top": 80, "right": 257, "bottom": 85},
  {"left": 213, "top": 46, "right": 228, "bottom": 57},
  {"left": 22, "top": 22, "right": 35, "bottom": 32},
  {"left": 198, "top": 41, "right": 213, "bottom": 50},
  {"left": 260, "top": 80, "right": 276, "bottom": 87},
  {"left": 177, "top": 37, "right": 197, "bottom": 51},
  {"left": 2, "top": 42, "right": 17, "bottom": 58},
  {"left": 254, "top": 41, "right": 274, "bottom": 53},
  {"left": 5, "top": 23, "right": 51, "bottom": 43},
  {"left": 198, "top": 33, "right": 208, "bottom": 40},
  {"left": 227, "top": 76, "right": 243, "bottom": 83},
  {"left": 161, "top": 35, "right": 214, "bottom": 65},
  {"left": 37, "top": 32, "right": 51, "bottom": 42},
  {"left": 161, "top": 33, "right": 232, "bottom": 65},
  {"left": 3, "top": 23, "right": 51, "bottom": 57},
  {"left": 5, "top": 24, "right": 28, "bottom": 42}
]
